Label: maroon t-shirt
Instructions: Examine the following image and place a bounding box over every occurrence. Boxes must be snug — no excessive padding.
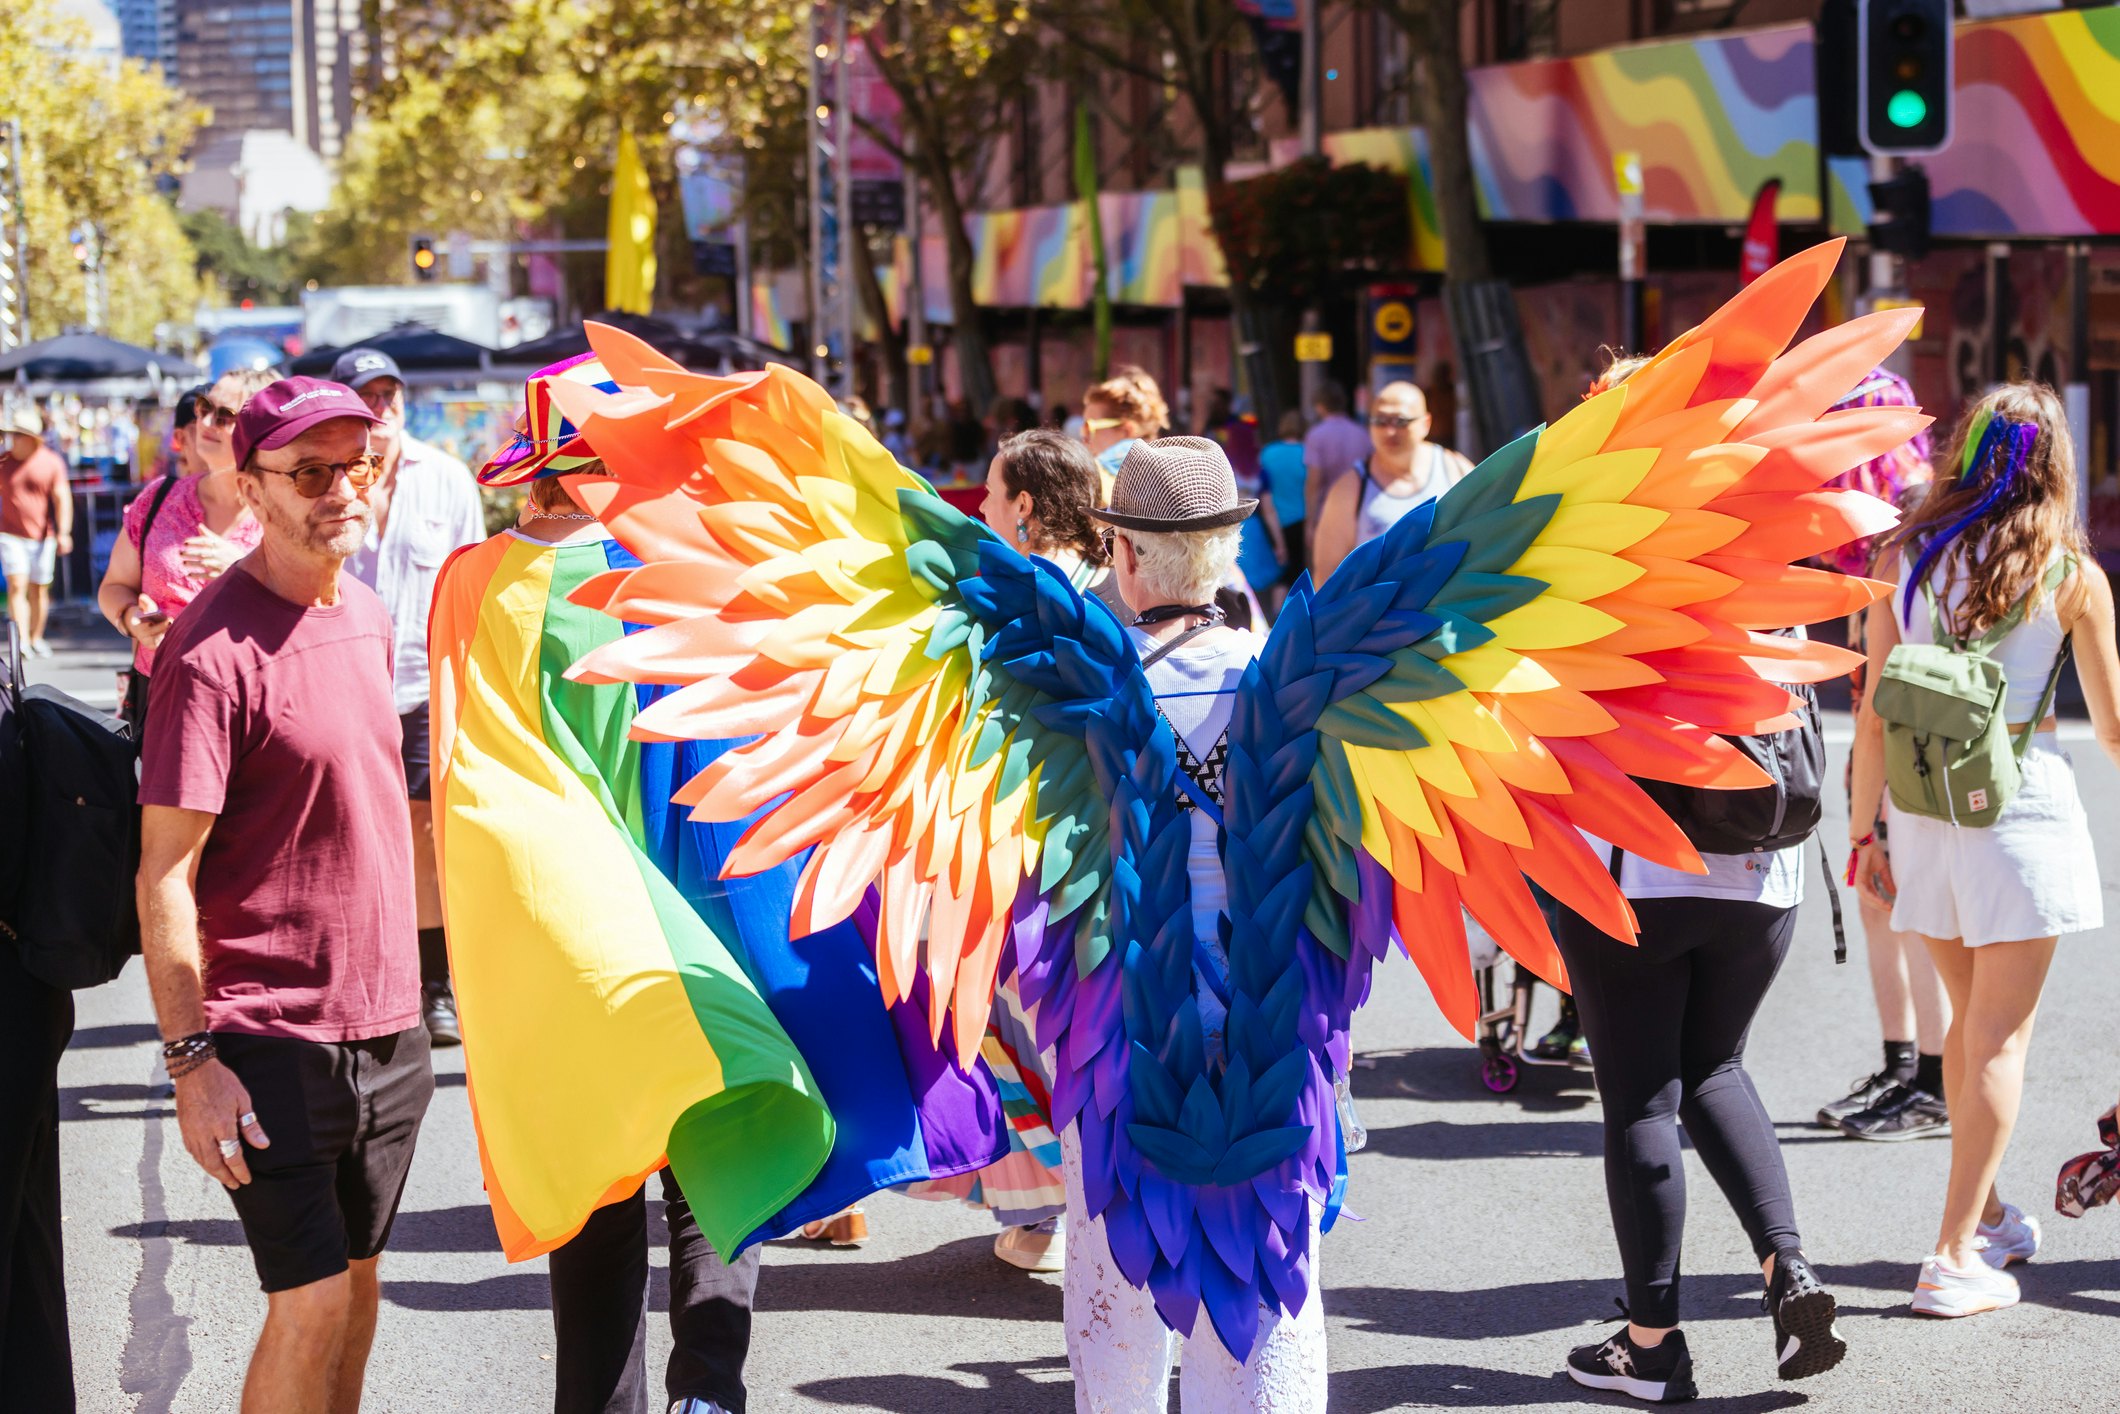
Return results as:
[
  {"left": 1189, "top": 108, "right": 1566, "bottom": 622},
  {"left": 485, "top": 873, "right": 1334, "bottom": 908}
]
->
[{"left": 139, "top": 564, "right": 419, "bottom": 1041}]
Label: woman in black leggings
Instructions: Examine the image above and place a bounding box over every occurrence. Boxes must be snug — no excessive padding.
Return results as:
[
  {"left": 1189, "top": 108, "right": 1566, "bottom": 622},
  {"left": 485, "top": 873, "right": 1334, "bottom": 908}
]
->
[{"left": 1554, "top": 856, "right": 1847, "bottom": 1402}]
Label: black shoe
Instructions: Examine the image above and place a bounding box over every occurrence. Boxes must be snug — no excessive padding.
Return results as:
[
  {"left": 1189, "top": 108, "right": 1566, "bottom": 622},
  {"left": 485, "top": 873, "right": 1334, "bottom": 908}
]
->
[
  {"left": 1815, "top": 1069, "right": 1904, "bottom": 1129},
  {"left": 1566, "top": 1325, "right": 1696, "bottom": 1403},
  {"left": 422, "top": 981, "right": 461, "bottom": 1046},
  {"left": 1839, "top": 1083, "right": 1948, "bottom": 1142},
  {"left": 1764, "top": 1253, "right": 1845, "bottom": 1381}
]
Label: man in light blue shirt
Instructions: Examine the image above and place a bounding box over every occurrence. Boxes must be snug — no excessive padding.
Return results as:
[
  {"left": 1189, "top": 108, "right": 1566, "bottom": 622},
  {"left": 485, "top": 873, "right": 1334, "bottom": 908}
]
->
[{"left": 333, "top": 348, "right": 486, "bottom": 1045}]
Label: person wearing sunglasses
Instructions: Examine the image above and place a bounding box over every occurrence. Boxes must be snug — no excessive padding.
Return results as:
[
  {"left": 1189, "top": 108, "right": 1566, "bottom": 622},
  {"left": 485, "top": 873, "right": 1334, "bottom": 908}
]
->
[
  {"left": 97, "top": 370, "right": 275, "bottom": 736},
  {"left": 136, "top": 376, "right": 434, "bottom": 1414},
  {"left": 332, "top": 348, "right": 488, "bottom": 1050},
  {"left": 1310, "top": 379, "right": 1473, "bottom": 585}
]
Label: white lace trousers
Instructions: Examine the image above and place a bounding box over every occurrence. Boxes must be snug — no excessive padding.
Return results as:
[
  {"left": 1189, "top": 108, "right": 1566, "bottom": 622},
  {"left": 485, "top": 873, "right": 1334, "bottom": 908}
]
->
[{"left": 1061, "top": 1129, "right": 1328, "bottom": 1413}]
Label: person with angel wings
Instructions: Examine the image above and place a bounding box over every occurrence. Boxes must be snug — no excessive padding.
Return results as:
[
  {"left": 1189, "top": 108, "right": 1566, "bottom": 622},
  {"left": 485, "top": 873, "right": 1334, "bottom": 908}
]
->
[{"left": 440, "top": 242, "right": 1919, "bottom": 1411}]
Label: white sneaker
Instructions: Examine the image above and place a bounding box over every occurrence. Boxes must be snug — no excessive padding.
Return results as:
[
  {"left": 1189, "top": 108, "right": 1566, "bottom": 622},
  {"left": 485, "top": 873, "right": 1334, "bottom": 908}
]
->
[
  {"left": 1911, "top": 1253, "right": 2020, "bottom": 1317},
  {"left": 28, "top": 639, "right": 51, "bottom": 657},
  {"left": 994, "top": 1217, "right": 1063, "bottom": 1273},
  {"left": 1974, "top": 1202, "right": 2041, "bottom": 1268}
]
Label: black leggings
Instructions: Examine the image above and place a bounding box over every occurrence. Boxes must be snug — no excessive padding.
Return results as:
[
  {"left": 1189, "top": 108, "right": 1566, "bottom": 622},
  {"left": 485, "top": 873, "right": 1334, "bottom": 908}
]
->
[
  {"left": 547, "top": 1169, "right": 759, "bottom": 1414},
  {"left": 1555, "top": 895, "right": 1802, "bottom": 1328}
]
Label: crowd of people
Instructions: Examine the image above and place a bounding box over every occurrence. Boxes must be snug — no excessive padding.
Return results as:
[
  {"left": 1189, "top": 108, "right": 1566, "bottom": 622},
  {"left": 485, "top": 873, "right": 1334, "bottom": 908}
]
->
[{"left": 3, "top": 304, "right": 2119, "bottom": 1414}]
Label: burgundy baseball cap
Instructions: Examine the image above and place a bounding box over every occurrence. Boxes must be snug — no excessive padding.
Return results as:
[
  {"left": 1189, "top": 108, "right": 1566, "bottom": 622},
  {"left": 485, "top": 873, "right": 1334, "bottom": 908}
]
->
[{"left": 232, "top": 377, "right": 382, "bottom": 468}]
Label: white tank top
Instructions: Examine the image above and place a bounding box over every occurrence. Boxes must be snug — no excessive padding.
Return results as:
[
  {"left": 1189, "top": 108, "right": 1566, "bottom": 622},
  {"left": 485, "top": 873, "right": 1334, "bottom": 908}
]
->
[
  {"left": 1900, "top": 553, "right": 2071, "bottom": 724},
  {"left": 1355, "top": 443, "right": 1469, "bottom": 547}
]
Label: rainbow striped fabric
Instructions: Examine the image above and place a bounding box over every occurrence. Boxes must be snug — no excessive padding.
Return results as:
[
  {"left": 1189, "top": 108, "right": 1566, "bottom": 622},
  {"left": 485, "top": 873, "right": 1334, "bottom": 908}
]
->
[{"left": 431, "top": 529, "right": 1006, "bottom": 1261}]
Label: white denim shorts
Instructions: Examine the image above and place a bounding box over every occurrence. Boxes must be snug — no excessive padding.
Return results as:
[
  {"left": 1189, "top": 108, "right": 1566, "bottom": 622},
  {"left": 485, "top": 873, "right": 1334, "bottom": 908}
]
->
[
  {"left": 0, "top": 532, "right": 56, "bottom": 586},
  {"left": 1888, "top": 736, "right": 2104, "bottom": 947}
]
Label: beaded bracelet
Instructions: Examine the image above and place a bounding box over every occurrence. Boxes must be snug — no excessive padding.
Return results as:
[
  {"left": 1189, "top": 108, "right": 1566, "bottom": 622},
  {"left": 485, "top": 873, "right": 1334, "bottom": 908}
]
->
[{"left": 161, "top": 1032, "right": 216, "bottom": 1079}]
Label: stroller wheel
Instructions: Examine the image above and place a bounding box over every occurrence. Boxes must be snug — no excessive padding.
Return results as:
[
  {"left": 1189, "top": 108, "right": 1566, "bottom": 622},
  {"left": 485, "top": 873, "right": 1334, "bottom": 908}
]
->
[{"left": 1481, "top": 1052, "right": 1520, "bottom": 1094}]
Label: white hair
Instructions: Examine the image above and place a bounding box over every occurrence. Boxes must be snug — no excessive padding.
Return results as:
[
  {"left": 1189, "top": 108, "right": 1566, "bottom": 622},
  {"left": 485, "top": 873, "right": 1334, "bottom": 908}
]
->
[{"left": 1122, "top": 525, "right": 1241, "bottom": 605}]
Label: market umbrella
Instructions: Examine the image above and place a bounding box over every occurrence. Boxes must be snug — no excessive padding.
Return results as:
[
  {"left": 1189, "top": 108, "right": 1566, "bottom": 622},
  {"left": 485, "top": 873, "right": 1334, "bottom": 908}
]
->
[
  {"left": 493, "top": 313, "right": 800, "bottom": 374},
  {"left": 290, "top": 322, "right": 494, "bottom": 377},
  {"left": 0, "top": 329, "right": 186, "bottom": 382}
]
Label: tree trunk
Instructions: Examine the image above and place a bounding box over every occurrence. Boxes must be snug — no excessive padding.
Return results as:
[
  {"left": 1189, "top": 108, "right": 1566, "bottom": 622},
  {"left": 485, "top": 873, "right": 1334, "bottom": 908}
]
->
[
  {"left": 851, "top": 227, "right": 909, "bottom": 415},
  {"left": 1408, "top": 0, "right": 1492, "bottom": 284},
  {"left": 922, "top": 152, "right": 998, "bottom": 413}
]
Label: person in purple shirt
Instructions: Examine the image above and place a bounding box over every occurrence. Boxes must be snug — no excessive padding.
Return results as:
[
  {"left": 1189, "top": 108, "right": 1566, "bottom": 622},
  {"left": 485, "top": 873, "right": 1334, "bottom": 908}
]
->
[
  {"left": 1299, "top": 380, "right": 1371, "bottom": 551},
  {"left": 136, "top": 377, "right": 433, "bottom": 1414}
]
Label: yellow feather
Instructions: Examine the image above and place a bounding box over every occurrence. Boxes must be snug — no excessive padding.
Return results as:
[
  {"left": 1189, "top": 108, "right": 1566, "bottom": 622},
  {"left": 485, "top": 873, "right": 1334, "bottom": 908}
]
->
[
  {"left": 1346, "top": 744, "right": 1437, "bottom": 839},
  {"left": 700, "top": 502, "right": 804, "bottom": 561},
  {"left": 1527, "top": 381, "right": 1629, "bottom": 482},
  {"left": 1519, "top": 447, "right": 1660, "bottom": 508},
  {"left": 1535, "top": 503, "right": 1669, "bottom": 554},
  {"left": 815, "top": 646, "right": 879, "bottom": 719},
  {"left": 1484, "top": 597, "right": 1627, "bottom": 651},
  {"left": 796, "top": 475, "right": 865, "bottom": 543},
  {"left": 1506, "top": 548, "right": 1644, "bottom": 603},
  {"left": 756, "top": 602, "right": 861, "bottom": 669},
  {"left": 1437, "top": 641, "right": 1560, "bottom": 695}
]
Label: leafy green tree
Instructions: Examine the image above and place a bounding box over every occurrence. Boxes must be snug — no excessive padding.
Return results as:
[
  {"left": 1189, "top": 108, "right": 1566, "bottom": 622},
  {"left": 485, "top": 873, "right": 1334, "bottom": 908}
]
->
[
  {"left": 852, "top": 1, "right": 1041, "bottom": 413},
  {"left": 0, "top": 0, "right": 204, "bottom": 344},
  {"left": 180, "top": 209, "right": 296, "bottom": 306}
]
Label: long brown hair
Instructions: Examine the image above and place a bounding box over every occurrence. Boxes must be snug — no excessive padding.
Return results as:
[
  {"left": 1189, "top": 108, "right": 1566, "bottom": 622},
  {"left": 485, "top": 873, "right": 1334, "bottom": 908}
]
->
[
  {"left": 997, "top": 429, "right": 1108, "bottom": 564},
  {"left": 1892, "top": 382, "right": 2087, "bottom": 637}
]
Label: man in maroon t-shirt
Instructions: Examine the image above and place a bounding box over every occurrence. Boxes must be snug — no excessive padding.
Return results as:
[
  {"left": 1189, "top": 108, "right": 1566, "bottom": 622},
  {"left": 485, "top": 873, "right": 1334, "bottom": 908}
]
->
[{"left": 136, "top": 377, "right": 434, "bottom": 1412}]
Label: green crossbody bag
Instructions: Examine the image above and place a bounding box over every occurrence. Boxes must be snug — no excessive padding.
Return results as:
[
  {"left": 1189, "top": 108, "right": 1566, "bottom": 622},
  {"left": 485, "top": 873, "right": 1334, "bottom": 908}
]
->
[{"left": 1872, "top": 558, "right": 2072, "bottom": 828}]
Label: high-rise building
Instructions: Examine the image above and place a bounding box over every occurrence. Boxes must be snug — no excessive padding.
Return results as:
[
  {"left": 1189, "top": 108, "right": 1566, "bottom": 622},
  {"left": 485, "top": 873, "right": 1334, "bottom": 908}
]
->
[
  {"left": 173, "top": 0, "right": 385, "bottom": 159},
  {"left": 110, "top": 0, "right": 176, "bottom": 76},
  {"left": 175, "top": 0, "right": 298, "bottom": 140}
]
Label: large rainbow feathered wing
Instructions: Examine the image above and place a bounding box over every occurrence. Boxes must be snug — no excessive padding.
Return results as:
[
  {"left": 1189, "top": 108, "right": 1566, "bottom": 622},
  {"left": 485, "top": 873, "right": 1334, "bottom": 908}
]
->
[{"left": 550, "top": 241, "right": 1922, "bottom": 1355}]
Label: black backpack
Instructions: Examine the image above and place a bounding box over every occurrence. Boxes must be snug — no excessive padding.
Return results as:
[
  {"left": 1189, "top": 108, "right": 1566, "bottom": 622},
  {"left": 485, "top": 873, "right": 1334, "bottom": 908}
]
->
[
  {"left": 1, "top": 622, "right": 141, "bottom": 989},
  {"left": 1625, "top": 640, "right": 1848, "bottom": 962},
  {"left": 1635, "top": 680, "right": 1827, "bottom": 857}
]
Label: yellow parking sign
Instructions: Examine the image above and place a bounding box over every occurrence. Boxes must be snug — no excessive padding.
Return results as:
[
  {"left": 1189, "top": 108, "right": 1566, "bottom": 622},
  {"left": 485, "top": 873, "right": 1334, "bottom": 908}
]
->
[{"left": 1295, "top": 332, "right": 1333, "bottom": 363}]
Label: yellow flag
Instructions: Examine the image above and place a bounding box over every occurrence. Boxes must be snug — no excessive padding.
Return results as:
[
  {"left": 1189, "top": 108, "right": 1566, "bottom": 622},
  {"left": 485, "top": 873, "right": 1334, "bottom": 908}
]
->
[{"left": 605, "top": 130, "right": 657, "bottom": 315}]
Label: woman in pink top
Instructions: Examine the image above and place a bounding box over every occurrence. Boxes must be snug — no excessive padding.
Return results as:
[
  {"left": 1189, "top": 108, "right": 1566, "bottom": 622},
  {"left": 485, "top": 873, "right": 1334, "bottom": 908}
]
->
[{"left": 96, "top": 370, "right": 272, "bottom": 732}]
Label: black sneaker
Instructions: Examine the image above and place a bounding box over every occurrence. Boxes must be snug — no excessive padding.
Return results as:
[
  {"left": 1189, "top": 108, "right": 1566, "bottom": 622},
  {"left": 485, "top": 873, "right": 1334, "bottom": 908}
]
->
[
  {"left": 1764, "top": 1253, "right": 1845, "bottom": 1380},
  {"left": 1566, "top": 1325, "right": 1696, "bottom": 1403},
  {"left": 1530, "top": 1020, "right": 1579, "bottom": 1061},
  {"left": 1839, "top": 1083, "right": 1948, "bottom": 1141},
  {"left": 423, "top": 981, "right": 461, "bottom": 1046},
  {"left": 1815, "top": 1070, "right": 1904, "bottom": 1129}
]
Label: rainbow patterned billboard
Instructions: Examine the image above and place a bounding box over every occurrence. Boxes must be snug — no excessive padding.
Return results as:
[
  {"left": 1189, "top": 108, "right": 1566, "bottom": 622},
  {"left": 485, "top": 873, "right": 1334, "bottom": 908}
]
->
[
  {"left": 1468, "top": 24, "right": 1822, "bottom": 225},
  {"left": 1925, "top": 7, "right": 2120, "bottom": 238}
]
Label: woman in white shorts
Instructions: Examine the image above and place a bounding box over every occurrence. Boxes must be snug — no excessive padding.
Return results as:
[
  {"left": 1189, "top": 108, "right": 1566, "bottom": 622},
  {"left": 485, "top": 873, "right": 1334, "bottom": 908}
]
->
[{"left": 1850, "top": 383, "right": 2120, "bottom": 1318}]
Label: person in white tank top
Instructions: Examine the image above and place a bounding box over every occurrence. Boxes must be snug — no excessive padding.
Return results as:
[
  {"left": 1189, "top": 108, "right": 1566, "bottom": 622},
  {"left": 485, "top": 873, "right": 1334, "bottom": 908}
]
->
[
  {"left": 1848, "top": 383, "right": 2120, "bottom": 1320},
  {"left": 1310, "top": 380, "right": 1471, "bottom": 584}
]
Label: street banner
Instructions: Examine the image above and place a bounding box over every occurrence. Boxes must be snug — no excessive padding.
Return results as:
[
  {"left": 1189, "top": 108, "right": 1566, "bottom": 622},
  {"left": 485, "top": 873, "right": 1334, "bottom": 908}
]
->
[
  {"left": 1740, "top": 179, "right": 1781, "bottom": 286},
  {"left": 606, "top": 130, "right": 657, "bottom": 315}
]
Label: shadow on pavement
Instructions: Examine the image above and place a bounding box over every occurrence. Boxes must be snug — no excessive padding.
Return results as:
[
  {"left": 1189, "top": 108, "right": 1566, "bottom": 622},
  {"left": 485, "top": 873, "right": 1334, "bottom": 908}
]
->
[
  {"left": 1328, "top": 1362, "right": 1808, "bottom": 1411},
  {"left": 1361, "top": 1116, "right": 1604, "bottom": 1162},
  {"left": 68, "top": 1022, "right": 161, "bottom": 1049},
  {"left": 759, "top": 1235, "right": 1062, "bottom": 1323},
  {"left": 61, "top": 1082, "right": 172, "bottom": 1122},
  {"left": 795, "top": 1356, "right": 1074, "bottom": 1411},
  {"left": 1332, "top": 1272, "right": 1785, "bottom": 1342},
  {"left": 1819, "top": 1257, "right": 2120, "bottom": 1321},
  {"left": 1354, "top": 1047, "right": 1598, "bottom": 1113},
  {"left": 114, "top": 1203, "right": 506, "bottom": 1255}
]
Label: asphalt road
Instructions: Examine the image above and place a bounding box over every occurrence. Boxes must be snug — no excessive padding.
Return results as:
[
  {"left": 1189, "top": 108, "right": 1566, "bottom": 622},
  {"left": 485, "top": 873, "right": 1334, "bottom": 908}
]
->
[{"left": 32, "top": 610, "right": 2120, "bottom": 1412}]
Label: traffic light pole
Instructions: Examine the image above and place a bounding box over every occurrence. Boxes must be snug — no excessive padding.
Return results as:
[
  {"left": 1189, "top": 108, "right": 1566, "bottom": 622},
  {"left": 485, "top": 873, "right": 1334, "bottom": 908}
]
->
[{"left": 1865, "top": 153, "right": 1911, "bottom": 377}]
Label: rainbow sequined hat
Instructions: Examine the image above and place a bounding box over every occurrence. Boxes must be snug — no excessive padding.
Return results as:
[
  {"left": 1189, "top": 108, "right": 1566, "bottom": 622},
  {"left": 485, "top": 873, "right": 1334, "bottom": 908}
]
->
[{"left": 476, "top": 352, "right": 622, "bottom": 486}]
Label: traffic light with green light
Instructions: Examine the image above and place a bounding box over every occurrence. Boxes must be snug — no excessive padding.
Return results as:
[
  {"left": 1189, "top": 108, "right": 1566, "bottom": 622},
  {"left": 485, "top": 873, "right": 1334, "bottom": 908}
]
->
[{"left": 1859, "top": 0, "right": 1951, "bottom": 157}]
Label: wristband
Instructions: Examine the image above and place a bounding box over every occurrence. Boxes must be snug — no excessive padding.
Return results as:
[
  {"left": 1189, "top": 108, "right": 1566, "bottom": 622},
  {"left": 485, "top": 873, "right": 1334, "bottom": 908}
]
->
[
  {"left": 161, "top": 1032, "right": 216, "bottom": 1071},
  {"left": 1845, "top": 833, "right": 1875, "bottom": 888}
]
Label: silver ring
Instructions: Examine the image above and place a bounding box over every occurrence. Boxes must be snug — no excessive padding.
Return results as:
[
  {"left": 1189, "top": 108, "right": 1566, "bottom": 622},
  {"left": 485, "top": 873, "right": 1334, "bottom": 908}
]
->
[
  {"left": 238, "top": 1112, "right": 256, "bottom": 1128},
  {"left": 218, "top": 1138, "right": 241, "bottom": 1158}
]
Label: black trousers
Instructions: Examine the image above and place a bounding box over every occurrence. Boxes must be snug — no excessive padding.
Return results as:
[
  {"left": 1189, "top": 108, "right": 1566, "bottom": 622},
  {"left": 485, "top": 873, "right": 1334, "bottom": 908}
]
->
[
  {"left": 548, "top": 1169, "right": 757, "bottom": 1414},
  {"left": 0, "top": 943, "right": 75, "bottom": 1413},
  {"left": 1555, "top": 895, "right": 1802, "bottom": 1328}
]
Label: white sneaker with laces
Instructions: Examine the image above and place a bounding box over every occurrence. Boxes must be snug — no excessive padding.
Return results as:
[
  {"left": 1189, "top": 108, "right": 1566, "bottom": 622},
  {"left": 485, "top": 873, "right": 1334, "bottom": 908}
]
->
[
  {"left": 1974, "top": 1202, "right": 2041, "bottom": 1268},
  {"left": 1911, "top": 1253, "right": 2020, "bottom": 1317}
]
